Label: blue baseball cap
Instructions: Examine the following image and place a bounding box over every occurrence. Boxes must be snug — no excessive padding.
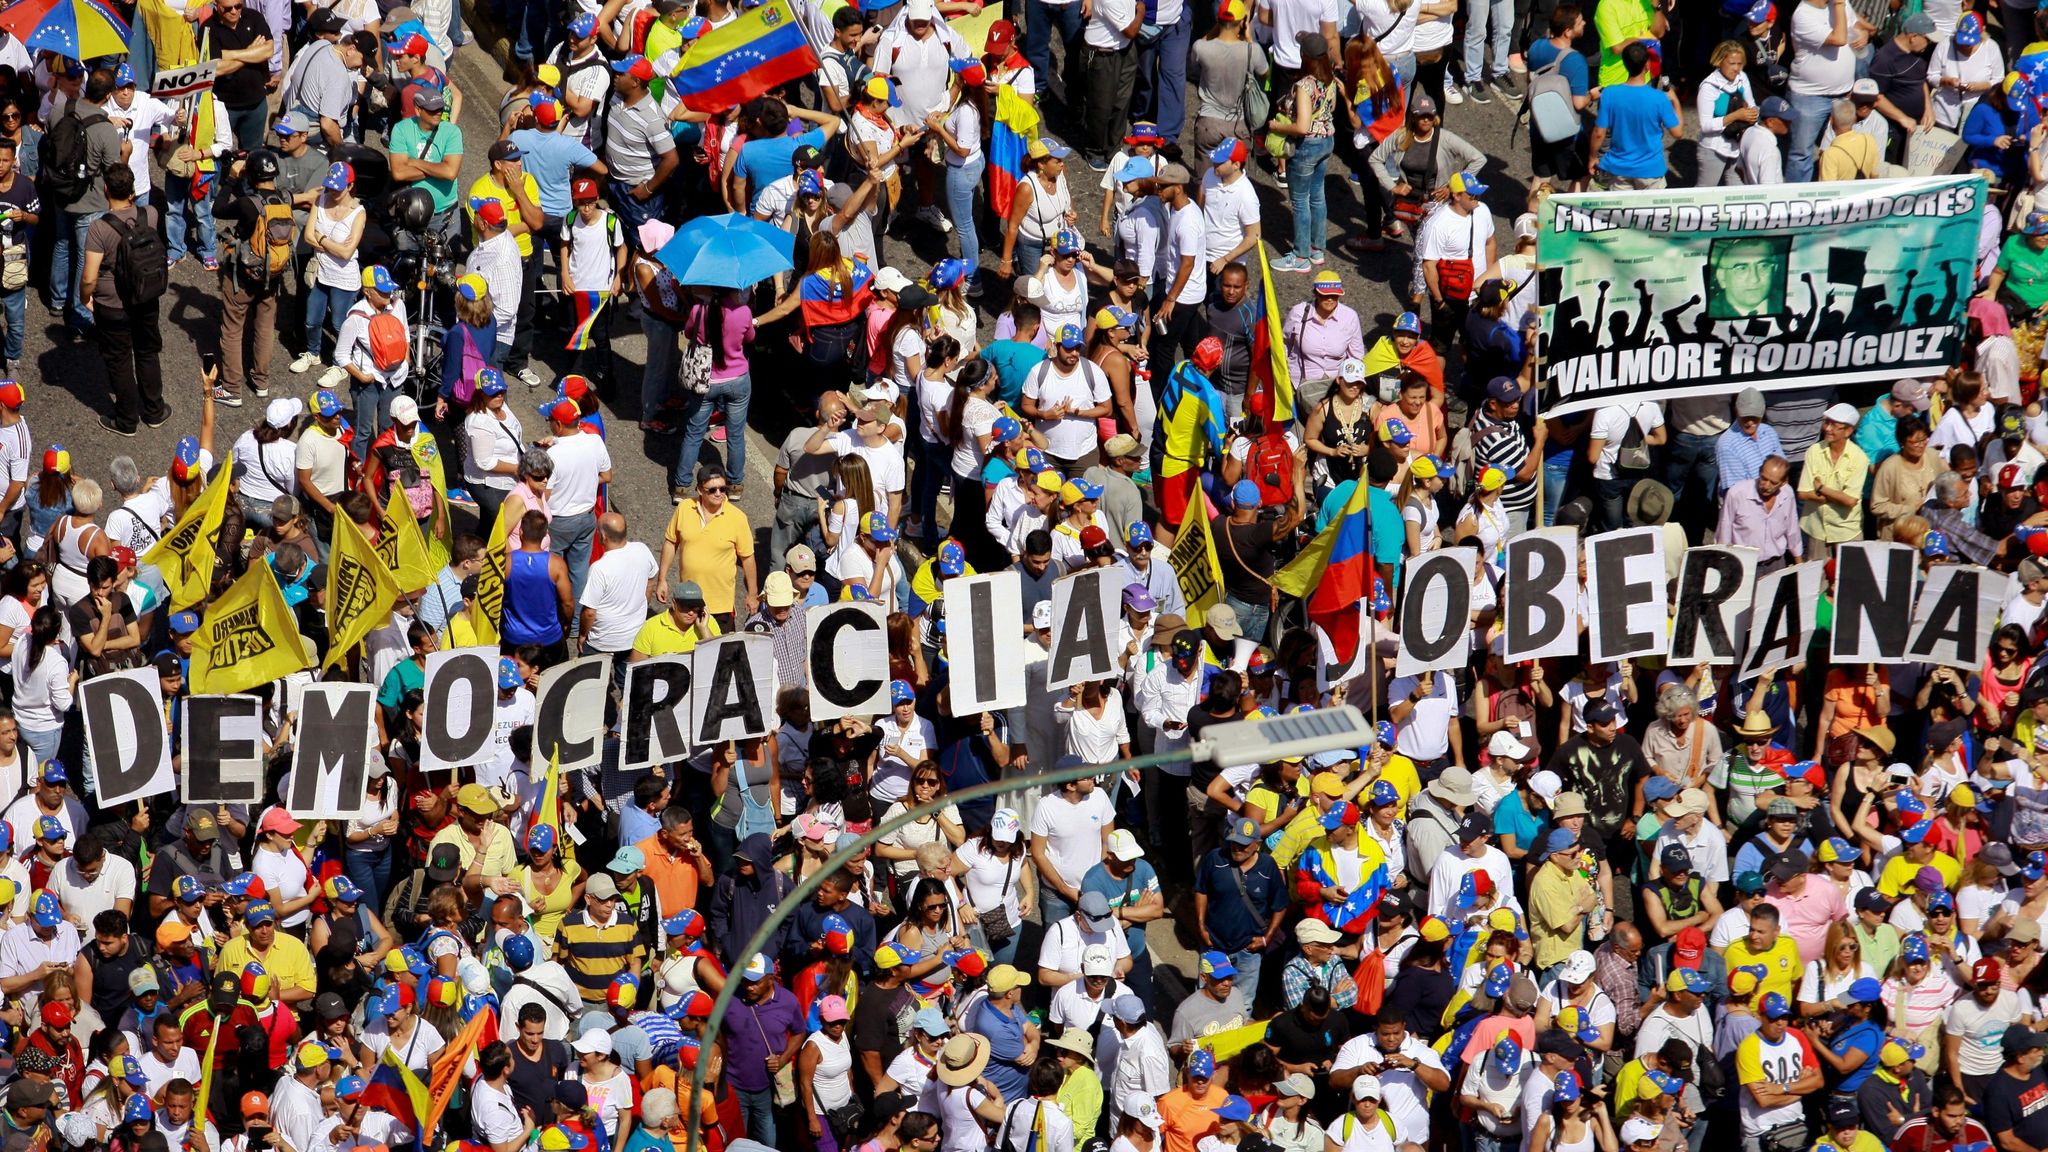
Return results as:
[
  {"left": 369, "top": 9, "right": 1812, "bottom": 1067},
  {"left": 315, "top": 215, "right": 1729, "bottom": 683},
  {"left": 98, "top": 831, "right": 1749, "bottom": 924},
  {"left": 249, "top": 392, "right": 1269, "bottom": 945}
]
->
[
  {"left": 1187, "top": 1049, "right": 1216, "bottom": 1078},
  {"left": 1845, "top": 977, "right": 1884, "bottom": 1003},
  {"left": 1232, "top": 480, "right": 1262, "bottom": 508},
  {"left": 245, "top": 900, "right": 278, "bottom": 925},
  {"left": 1672, "top": 968, "right": 1711, "bottom": 994},
  {"left": 1957, "top": 12, "right": 1984, "bottom": 43},
  {"left": 365, "top": 264, "right": 399, "bottom": 295},
  {"left": 174, "top": 875, "right": 203, "bottom": 903},
  {"left": 991, "top": 415, "right": 1021, "bottom": 442},
  {"left": 1055, "top": 323, "right": 1086, "bottom": 349},
  {"left": 33, "top": 816, "right": 62, "bottom": 842},
  {"left": 498, "top": 657, "right": 524, "bottom": 690},
  {"left": 326, "top": 875, "right": 363, "bottom": 903},
  {"left": 1483, "top": 963, "right": 1513, "bottom": 997},
  {"left": 0, "top": 821, "right": 14, "bottom": 852},
  {"left": 528, "top": 824, "right": 557, "bottom": 856},
  {"left": 223, "top": 873, "right": 261, "bottom": 896},
  {"left": 1211, "top": 1096, "right": 1253, "bottom": 1122},
  {"left": 38, "top": 760, "right": 65, "bottom": 785},
  {"left": 1199, "top": 951, "right": 1236, "bottom": 980},
  {"left": 1128, "top": 522, "right": 1154, "bottom": 548},
  {"left": 890, "top": 679, "right": 916, "bottom": 706},
  {"left": 1491, "top": 1033, "right": 1523, "bottom": 1074},
  {"left": 1543, "top": 828, "right": 1578, "bottom": 855},
  {"left": 1393, "top": 312, "right": 1422, "bottom": 335},
  {"left": 31, "top": 892, "right": 60, "bottom": 928},
  {"left": 168, "top": 610, "right": 200, "bottom": 635},
  {"left": 1374, "top": 719, "right": 1397, "bottom": 747},
  {"left": 1116, "top": 155, "right": 1157, "bottom": 183},
  {"left": 1761, "top": 992, "right": 1794, "bottom": 1019},
  {"left": 1554, "top": 1070, "right": 1582, "bottom": 1104},
  {"left": 865, "top": 511, "right": 897, "bottom": 542},
  {"left": 1902, "top": 934, "right": 1932, "bottom": 962},
  {"left": 1370, "top": 779, "right": 1401, "bottom": 807},
  {"left": 503, "top": 933, "right": 536, "bottom": 970},
  {"left": 123, "top": 1096, "right": 153, "bottom": 1124},
  {"left": 476, "top": 368, "right": 507, "bottom": 396},
  {"left": 115, "top": 63, "right": 135, "bottom": 87},
  {"left": 313, "top": 390, "right": 345, "bottom": 417},
  {"left": 569, "top": 11, "right": 598, "bottom": 35},
  {"left": 1643, "top": 1070, "right": 1684, "bottom": 1096},
  {"left": 935, "top": 539, "right": 968, "bottom": 577},
  {"left": 1381, "top": 417, "right": 1413, "bottom": 446}
]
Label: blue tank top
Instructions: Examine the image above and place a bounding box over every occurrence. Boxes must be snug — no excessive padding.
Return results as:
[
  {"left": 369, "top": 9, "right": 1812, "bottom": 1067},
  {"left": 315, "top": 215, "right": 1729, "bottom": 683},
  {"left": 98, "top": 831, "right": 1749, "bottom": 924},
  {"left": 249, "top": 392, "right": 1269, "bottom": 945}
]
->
[{"left": 504, "top": 549, "right": 562, "bottom": 645}]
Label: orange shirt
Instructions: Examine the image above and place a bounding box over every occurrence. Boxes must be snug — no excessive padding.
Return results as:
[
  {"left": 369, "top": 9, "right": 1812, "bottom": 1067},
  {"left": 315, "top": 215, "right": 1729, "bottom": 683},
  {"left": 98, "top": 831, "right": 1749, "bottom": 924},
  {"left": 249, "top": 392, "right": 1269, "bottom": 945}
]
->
[
  {"left": 1159, "top": 1084, "right": 1227, "bottom": 1152},
  {"left": 636, "top": 833, "right": 703, "bottom": 918},
  {"left": 1823, "top": 667, "right": 1888, "bottom": 739}
]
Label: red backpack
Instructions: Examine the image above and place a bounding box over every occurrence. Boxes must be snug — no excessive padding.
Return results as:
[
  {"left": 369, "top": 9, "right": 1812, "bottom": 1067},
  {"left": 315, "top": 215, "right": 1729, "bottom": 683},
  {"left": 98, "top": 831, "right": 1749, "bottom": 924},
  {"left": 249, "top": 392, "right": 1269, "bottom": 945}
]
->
[
  {"left": 367, "top": 312, "right": 409, "bottom": 372},
  {"left": 1246, "top": 431, "right": 1295, "bottom": 506}
]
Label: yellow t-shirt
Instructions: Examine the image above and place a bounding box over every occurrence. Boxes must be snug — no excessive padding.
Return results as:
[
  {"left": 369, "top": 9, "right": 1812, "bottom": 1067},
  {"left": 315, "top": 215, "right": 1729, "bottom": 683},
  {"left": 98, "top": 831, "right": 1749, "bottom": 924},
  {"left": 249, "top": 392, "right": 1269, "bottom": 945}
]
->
[
  {"left": 466, "top": 172, "right": 545, "bottom": 258},
  {"left": 428, "top": 821, "right": 518, "bottom": 880},
  {"left": 1722, "top": 935, "right": 1802, "bottom": 1002},
  {"left": 632, "top": 610, "right": 725, "bottom": 657},
  {"left": 1877, "top": 850, "right": 1962, "bottom": 898}
]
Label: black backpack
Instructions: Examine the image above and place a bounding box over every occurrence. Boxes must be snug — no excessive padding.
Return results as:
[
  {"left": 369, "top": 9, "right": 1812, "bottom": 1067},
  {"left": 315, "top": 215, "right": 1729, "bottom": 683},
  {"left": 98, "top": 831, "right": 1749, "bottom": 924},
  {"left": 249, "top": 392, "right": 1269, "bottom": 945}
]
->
[
  {"left": 40, "top": 106, "right": 106, "bottom": 205},
  {"left": 106, "top": 211, "right": 168, "bottom": 307}
]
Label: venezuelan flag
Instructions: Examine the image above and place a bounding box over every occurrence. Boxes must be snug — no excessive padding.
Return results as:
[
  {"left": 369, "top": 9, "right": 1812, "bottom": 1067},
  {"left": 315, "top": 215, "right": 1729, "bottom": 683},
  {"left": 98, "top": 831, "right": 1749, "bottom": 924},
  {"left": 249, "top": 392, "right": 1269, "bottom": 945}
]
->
[
  {"left": 362, "top": 1046, "right": 431, "bottom": 1152},
  {"left": 566, "top": 291, "right": 607, "bottom": 351},
  {"left": 989, "top": 84, "right": 1040, "bottom": 220},
  {"left": 1156, "top": 361, "right": 1226, "bottom": 529},
  {"left": 1247, "top": 242, "right": 1295, "bottom": 425},
  {"left": 798, "top": 258, "right": 875, "bottom": 330},
  {"left": 1273, "top": 476, "right": 1372, "bottom": 664},
  {"left": 670, "top": 0, "right": 821, "bottom": 114}
]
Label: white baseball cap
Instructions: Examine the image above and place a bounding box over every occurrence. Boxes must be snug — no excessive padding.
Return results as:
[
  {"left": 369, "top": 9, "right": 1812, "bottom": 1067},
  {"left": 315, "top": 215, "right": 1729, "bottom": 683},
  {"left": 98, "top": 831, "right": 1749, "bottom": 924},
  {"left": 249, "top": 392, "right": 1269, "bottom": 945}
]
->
[
  {"left": 1081, "top": 946, "right": 1114, "bottom": 977},
  {"left": 1107, "top": 829, "right": 1145, "bottom": 861},
  {"left": 991, "top": 808, "right": 1022, "bottom": 843},
  {"left": 1620, "top": 1120, "right": 1663, "bottom": 1146},
  {"left": 1122, "top": 1096, "right": 1164, "bottom": 1130},
  {"left": 391, "top": 395, "right": 420, "bottom": 426}
]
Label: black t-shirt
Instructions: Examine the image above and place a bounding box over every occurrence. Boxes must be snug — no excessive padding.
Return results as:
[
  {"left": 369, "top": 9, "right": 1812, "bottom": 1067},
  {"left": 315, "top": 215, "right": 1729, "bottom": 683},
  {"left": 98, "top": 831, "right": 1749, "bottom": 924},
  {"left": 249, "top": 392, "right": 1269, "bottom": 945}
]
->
[
  {"left": 1384, "top": 966, "right": 1455, "bottom": 1042},
  {"left": 207, "top": 10, "right": 275, "bottom": 110},
  {"left": 853, "top": 979, "right": 913, "bottom": 1070},
  {"left": 1983, "top": 1068, "right": 2048, "bottom": 1147},
  {"left": 1214, "top": 514, "right": 1278, "bottom": 603},
  {"left": 1267, "top": 1006, "right": 1352, "bottom": 1066},
  {"left": 1868, "top": 39, "right": 1931, "bottom": 121},
  {"left": 506, "top": 1037, "right": 571, "bottom": 1114},
  {"left": 66, "top": 594, "right": 138, "bottom": 658}
]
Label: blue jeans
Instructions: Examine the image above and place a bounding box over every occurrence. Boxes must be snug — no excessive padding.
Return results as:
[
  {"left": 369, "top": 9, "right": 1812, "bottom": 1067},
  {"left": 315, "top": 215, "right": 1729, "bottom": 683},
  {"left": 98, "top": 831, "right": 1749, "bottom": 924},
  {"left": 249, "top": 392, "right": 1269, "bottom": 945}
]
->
[
  {"left": 1228, "top": 948, "right": 1263, "bottom": 1003},
  {"left": 225, "top": 105, "right": 267, "bottom": 151},
  {"left": 164, "top": 174, "right": 218, "bottom": 262},
  {"left": 20, "top": 725, "right": 58, "bottom": 770},
  {"left": 345, "top": 845, "right": 395, "bottom": 916},
  {"left": 1462, "top": 0, "right": 1512, "bottom": 82},
  {"left": 736, "top": 1087, "right": 776, "bottom": 1145},
  {"left": 675, "top": 372, "right": 752, "bottom": 488},
  {"left": 351, "top": 381, "right": 395, "bottom": 458},
  {"left": 1786, "top": 91, "right": 1834, "bottom": 182},
  {"left": 1389, "top": 52, "right": 1417, "bottom": 88},
  {"left": 1024, "top": 0, "right": 1085, "bottom": 104},
  {"left": 1015, "top": 235, "right": 1046, "bottom": 277},
  {"left": 1542, "top": 450, "right": 1574, "bottom": 526},
  {"left": 1288, "top": 135, "right": 1335, "bottom": 260},
  {"left": 1224, "top": 592, "right": 1271, "bottom": 645},
  {"left": 52, "top": 210, "right": 103, "bottom": 330},
  {"left": 945, "top": 155, "right": 985, "bottom": 276},
  {"left": 1134, "top": 16, "right": 1191, "bottom": 144},
  {"left": 910, "top": 429, "right": 944, "bottom": 544},
  {"left": 306, "top": 284, "right": 358, "bottom": 362},
  {"left": 552, "top": 509, "right": 598, "bottom": 608},
  {"left": 642, "top": 311, "right": 677, "bottom": 419},
  {"left": 609, "top": 179, "right": 671, "bottom": 239},
  {"left": 1041, "top": 887, "right": 1077, "bottom": 929},
  {"left": 0, "top": 288, "right": 23, "bottom": 364}
]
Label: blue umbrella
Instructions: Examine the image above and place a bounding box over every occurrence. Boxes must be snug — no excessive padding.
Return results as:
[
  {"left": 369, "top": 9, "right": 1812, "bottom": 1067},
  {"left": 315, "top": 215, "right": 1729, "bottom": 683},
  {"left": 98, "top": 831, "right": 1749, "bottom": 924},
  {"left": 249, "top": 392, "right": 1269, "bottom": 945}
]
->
[{"left": 656, "top": 213, "right": 795, "bottom": 289}]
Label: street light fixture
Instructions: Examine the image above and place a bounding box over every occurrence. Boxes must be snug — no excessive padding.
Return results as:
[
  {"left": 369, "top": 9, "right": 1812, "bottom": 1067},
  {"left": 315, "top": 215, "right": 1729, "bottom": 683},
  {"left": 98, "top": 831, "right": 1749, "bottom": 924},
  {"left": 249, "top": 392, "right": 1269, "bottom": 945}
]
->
[{"left": 1192, "top": 704, "right": 1374, "bottom": 767}]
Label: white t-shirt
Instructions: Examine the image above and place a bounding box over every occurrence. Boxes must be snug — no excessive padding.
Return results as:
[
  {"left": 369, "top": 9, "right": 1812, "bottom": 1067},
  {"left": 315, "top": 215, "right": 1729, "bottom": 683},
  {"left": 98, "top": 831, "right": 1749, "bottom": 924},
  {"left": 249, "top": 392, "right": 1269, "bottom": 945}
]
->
[
  {"left": 950, "top": 396, "right": 1000, "bottom": 478},
  {"left": 470, "top": 1080, "right": 525, "bottom": 1144},
  {"left": 1929, "top": 39, "right": 2005, "bottom": 129},
  {"left": 545, "top": 430, "right": 612, "bottom": 517},
  {"left": 1944, "top": 988, "right": 2020, "bottom": 1075},
  {"left": 564, "top": 210, "right": 619, "bottom": 293},
  {"left": 49, "top": 853, "right": 135, "bottom": 929},
  {"left": 1929, "top": 404, "right": 1994, "bottom": 458},
  {"left": 1040, "top": 915, "right": 1133, "bottom": 974},
  {"left": 1269, "top": 0, "right": 1341, "bottom": 66},
  {"left": 1084, "top": 0, "right": 1137, "bottom": 50},
  {"left": 1162, "top": 201, "right": 1208, "bottom": 305},
  {"left": 0, "top": 418, "right": 29, "bottom": 513},
  {"left": 1024, "top": 360, "right": 1112, "bottom": 459},
  {"left": 957, "top": 840, "right": 1027, "bottom": 927},
  {"left": 1028, "top": 789, "right": 1115, "bottom": 891},
  {"left": 825, "top": 431, "right": 909, "bottom": 498},
  {"left": 1415, "top": 205, "right": 1496, "bottom": 299},
  {"left": 1355, "top": 0, "right": 1415, "bottom": 55},
  {"left": 1589, "top": 403, "right": 1664, "bottom": 480},
  {"left": 1200, "top": 171, "right": 1261, "bottom": 262},
  {"left": 1057, "top": 690, "right": 1131, "bottom": 764},
  {"left": 252, "top": 844, "right": 314, "bottom": 929},
  {"left": 109, "top": 92, "right": 175, "bottom": 195},
  {"left": 1789, "top": 0, "right": 1856, "bottom": 97},
  {"left": 578, "top": 541, "right": 658, "bottom": 652},
  {"left": 1737, "top": 123, "right": 1784, "bottom": 185},
  {"left": 872, "top": 713, "right": 938, "bottom": 803},
  {"left": 233, "top": 430, "right": 302, "bottom": 504}
]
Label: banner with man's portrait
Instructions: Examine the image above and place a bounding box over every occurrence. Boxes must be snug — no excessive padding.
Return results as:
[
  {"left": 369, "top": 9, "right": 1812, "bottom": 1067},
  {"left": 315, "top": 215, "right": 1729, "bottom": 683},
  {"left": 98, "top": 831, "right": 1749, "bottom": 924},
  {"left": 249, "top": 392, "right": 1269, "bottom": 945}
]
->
[{"left": 1534, "top": 176, "right": 1984, "bottom": 416}]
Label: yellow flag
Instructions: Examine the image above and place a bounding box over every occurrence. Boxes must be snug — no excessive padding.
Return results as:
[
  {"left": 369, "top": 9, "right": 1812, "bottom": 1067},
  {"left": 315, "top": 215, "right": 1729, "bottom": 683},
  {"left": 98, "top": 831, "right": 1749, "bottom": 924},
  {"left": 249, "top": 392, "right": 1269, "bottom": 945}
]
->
[
  {"left": 1196, "top": 1019, "right": 1271, "bottom": 1063},
  {"left": 325, "top": 514, "right": 402, "bottom": 668},
  {"left": 142, "top": 462, "right": 232, "bottom": 611},
  {"left": 1166, "top": 498, "right": 1226, "bottom": 628},
  {"left": 379, "top": 484, "right": 437, "bottom": 593},
  {"left": 190, "top": 564, "right": 311, "bottom": 694},
  {"left": 534, "top": 749, "right": 571, "bottom": 865},
  {"left": 1254, "top": 242, "right": 1296, "bottom": 425},
  {"left": 471, "top": 506, "right": 508, "bottom": 648}
]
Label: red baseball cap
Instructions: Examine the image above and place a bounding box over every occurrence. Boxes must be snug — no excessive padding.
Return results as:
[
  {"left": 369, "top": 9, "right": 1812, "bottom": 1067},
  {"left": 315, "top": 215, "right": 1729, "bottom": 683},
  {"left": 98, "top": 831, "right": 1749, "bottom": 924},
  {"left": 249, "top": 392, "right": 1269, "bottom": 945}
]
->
[
  {"left": 984, "top": 18, "right": 1016, "bottom": 54},
  {"left": 40, "top": 1001, "right": 70, "bottom": 1029},
  {"left": 559, "top": 375, "right": 594, "bottom": 401},
  {"left": 1975, "top": 957, "right": 2004, "bottom": 985},
  {"left": 1673, "top": 926, "right": 1707, "bottom": 970},
  {"left": 545, "top": 399, "right": 579, "bottom": 425},
  {"left": 572, "top": 178, "right": 600, "bottom": 202},
  {"left": 472, "top": 199, "right": 507, "bottom": 228},
  {"left": 393, "top": 33, "right": 429, "bottom": 57},
  {"left": 0, "top": 381, "right": 26, "bottom": 409},
  {"left": 532, "top": 99, "right": 560, "bottom": 127}
]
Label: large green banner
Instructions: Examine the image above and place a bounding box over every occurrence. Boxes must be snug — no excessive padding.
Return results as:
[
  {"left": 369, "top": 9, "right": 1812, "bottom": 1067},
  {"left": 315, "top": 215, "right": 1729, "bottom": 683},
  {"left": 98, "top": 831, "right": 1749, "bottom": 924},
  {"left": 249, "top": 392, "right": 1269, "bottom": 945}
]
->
[{"left": 1536, "top": 176, "right": 1985, "bottom": 416}]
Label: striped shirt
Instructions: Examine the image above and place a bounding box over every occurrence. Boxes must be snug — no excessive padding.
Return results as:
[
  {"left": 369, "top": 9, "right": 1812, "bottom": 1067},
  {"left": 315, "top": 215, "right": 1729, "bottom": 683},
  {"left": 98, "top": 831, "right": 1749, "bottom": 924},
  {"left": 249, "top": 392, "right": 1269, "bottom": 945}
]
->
[
  {"left": 1714, "top": 423, "right": 1784, "bottom": 491},
  {"left": 556, "top": 908, "right": 646, "bottom": 1003},
  {"left": 1470, "top": 411, "right": 1535, "bottom": 513}
]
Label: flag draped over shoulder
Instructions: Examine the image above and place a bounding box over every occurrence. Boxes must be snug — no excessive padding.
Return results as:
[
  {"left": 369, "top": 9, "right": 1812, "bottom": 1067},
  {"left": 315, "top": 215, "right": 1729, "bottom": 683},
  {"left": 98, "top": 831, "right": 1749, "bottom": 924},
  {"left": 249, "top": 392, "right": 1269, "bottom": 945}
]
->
[
  {"left": 378, "top": 484, "right": 438, "bottom": 593},
  {"left": 670, "top": 0, "right": 821, "bottom": 114},
  {"left": 989, "top": 84, "right": 1040, "bottom": 220},
  {"left": 143, "top": 462, "right": 232, "bottom": 610},
  {"left": 326, "top": 514, "right": 402, "bottom": 667},
  {"left": 190, "top": 564, "right": 311, "bottom": 694},
  {"left": 1273, "top": 479, "right": 1373, "bottom": 665},
  {"left": 362, "top": 1046, "right": 432, "bottom": 1152},
  {"left": 1247, "top": 243, "right": 1296, "bottom": 425}
]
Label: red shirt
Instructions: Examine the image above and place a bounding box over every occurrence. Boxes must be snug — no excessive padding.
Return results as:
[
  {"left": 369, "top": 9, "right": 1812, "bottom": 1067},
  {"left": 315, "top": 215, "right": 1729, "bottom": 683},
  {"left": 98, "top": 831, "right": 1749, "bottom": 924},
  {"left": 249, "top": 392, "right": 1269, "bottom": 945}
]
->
[{"left": 1891, "top": 1115, "right": 1992, "bottom": 1152}]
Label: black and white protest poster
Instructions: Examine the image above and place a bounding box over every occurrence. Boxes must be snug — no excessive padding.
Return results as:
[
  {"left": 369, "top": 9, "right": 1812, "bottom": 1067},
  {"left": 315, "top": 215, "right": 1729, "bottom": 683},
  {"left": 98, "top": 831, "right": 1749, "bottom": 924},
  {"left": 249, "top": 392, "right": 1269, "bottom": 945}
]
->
[
  {"left": 1395, "top": 548, "right": 1476, "bottom": 678},
  {"left": 1045, "top": 568, "right": 1126, "bottom": 692},
  {"left": 1585, "top": 527, "right": 1668, "bottom": 663},
  {"left": 533, "top": 654, "right": 609, "bottom": 773},
  {"left": 622, "top": 654, "right": 693, "bottom": 771},
  {"left": 1741, "top": 562, "right": 1826, "bottom": 678},
  {"left": 1831, "top": 542, "right": 1920, "bottom": 663},
  {"left": 1909, "top": 564, "right": 2013, "bottom": 670},
  {"left": 806, "top": 601, "right": 889, "bottom": 722},
  {"left": 286, "top": 683, "right": 378, "bottom": 819},
  {"left": 1316, "top": 601, "right": 1377, "bottom": 693},
  {"left": 946, "top": 571, "right": 1028, "bottom": 716},
  {"left": 182, "top": 695, "right": 267, "bottom": 805},
  {"left": 1668, "top": 546, "right": 1756, "bottom": 666},
  {"left": 80, "top": 668, "right": 172, "bottom": 807},
  {"left": 1502, "top": 527, "right": 1582, "bottom": 663},
  {"left": 419, "top": 646, "right": 498, "bottom": 773},
  {"left": 1536, "top": 177, "right": 1979, "bottom": 414},
  {"left": 691, "top": 635, "right": 776, "bottom": 745}
]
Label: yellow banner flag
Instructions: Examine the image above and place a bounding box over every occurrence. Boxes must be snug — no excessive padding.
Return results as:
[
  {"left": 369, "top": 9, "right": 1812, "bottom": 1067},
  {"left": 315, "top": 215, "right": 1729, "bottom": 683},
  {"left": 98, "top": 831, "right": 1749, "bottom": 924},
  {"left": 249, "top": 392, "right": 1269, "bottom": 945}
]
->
[
  {"left": 379, "top": 484, "right": 438, "bottom": 593},
  {"left": 190, "top": 564, "right": 311, "bottom": 695},
  {"left": 472, "top": 505, "right": 508, "bottom": 648},
  {"left": 1196, "top": 1019, "right": 1271, "bottom": 1063},
  {"left": 534, "top": 749, "right": 571, "bottom": 865},
  {"left": 139, "top": 0, "right": 199, "bottom": 68},
  {"left": 142, "top": 462, "right": 232, "bottom": 611},
  {"left": 325, "top": 514, "right": 402, "bottom": 668},
  {"left": 1166, "top": 496, "right": 1226, "bottom": 628}
]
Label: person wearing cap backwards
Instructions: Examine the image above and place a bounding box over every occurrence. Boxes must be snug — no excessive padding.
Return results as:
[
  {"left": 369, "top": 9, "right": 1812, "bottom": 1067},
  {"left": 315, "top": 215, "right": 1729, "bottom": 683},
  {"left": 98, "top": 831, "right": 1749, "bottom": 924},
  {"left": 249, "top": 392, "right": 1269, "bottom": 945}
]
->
[
  {"left": 333, "top": 264, "right": 412, "bottom": 452},
  {"left": 384, "top": 76, "right": 464, "bottom": 236},
  {"left": 466, "top": 193, "right": 527, "bottom": 379}
]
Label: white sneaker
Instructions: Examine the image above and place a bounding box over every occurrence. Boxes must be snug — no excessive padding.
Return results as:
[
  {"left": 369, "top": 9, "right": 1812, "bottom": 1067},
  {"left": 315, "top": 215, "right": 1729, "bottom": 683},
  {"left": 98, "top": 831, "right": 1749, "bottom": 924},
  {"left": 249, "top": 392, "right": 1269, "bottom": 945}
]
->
[
  {"left": 1446, "top": 82, "right": 1465, "bottom": 105},
  {"left": 916, "top": 205, "right": 953, "bottom": 233},
  {"left": 290, "top": 353, "right": 320, "bottom": 375},
  {"left": 516, "top": 366, "right": 545, "bottom": 387},
  {"left": 318, "top": 365, "right": 347, "bottom": 389}
]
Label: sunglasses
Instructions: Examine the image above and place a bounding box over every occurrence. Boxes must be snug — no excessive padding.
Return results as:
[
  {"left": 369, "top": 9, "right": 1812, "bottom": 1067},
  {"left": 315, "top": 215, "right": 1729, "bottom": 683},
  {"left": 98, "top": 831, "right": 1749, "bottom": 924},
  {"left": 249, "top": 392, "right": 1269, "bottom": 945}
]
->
[{"left": 701, "top": 485, "right": 728, "bottom": 495}]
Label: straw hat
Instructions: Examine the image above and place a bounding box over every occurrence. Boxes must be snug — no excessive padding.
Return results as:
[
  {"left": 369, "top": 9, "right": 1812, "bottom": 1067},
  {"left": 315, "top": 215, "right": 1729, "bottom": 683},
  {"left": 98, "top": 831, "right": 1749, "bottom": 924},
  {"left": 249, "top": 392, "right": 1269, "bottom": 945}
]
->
[{"left": 935, "top": 1033, "right": 992, "bottom": 1087}]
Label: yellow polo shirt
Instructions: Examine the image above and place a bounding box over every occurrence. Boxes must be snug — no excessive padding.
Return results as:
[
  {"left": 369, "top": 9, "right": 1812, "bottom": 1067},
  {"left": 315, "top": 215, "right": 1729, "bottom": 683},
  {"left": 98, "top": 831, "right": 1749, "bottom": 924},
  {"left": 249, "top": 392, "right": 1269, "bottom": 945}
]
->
[
  {"left": 632, "top": 610, "right": 724, "bottom": 658},
  {"left": 466, "top": 172, "right": 545, "bottom": 257},
  {"left": 1877, "top": 849, "right": 1962, "bottom": 898},
  {"left": 1722, "top": 934, "right": 1802, "bottom": 1002},
  {"left": 428, "top": 821, "right": 518, "bottom": 880},
  {"left": 664, "top": 498, "right": 755, "bottom": 615},
  {"left": 1798, "top": 441, "right": 1869, "bottom": 544},
  {"left": 215, "top": 931, "right": 316, "bottom": 998}
]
